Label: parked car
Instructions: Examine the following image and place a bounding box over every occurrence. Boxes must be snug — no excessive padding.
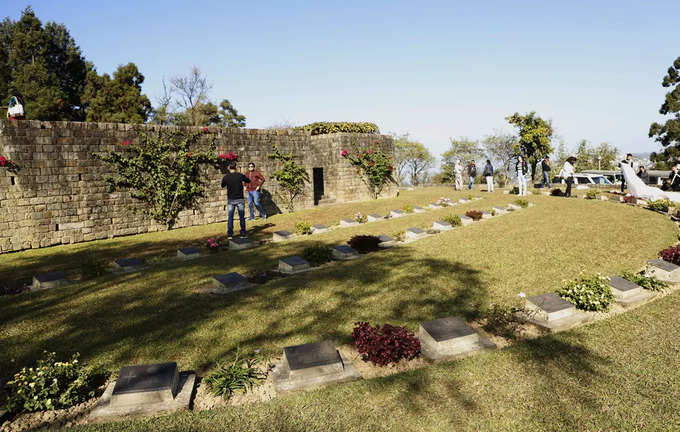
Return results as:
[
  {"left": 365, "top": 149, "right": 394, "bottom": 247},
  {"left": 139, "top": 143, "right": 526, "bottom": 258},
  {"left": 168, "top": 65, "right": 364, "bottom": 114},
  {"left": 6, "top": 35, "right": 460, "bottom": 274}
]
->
[{"left": 552, "top": 173, "right": 613, "bottom": 189}]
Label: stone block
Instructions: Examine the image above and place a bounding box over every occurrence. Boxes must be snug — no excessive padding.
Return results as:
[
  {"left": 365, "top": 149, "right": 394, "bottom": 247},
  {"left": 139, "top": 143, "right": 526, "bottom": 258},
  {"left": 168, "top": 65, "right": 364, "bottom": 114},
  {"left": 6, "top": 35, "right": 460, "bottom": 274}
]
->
[
  {"left": 113, "top": 257, "right": 144, "bottom": 273},
  {"left": 481, "top": 211, "right": 492, "bottom": 219},
  {"left": 432, "top": 220, "right": 452, "bottom": 231},
  {"left": 279, "top": 256, "right": 311, "bottom": 274},
  {"left": 111, "top": 363, "right": 179, "bottom": 406},
  {"left": 272, "top": 230, "right": 294, "bottom": 242},
  {"left": 608, "top": 275, "right": 653, "bottom": 306},
  {"left": 390, "top": 209, "right": 405, "bottom": 218},
  {"left": 32, "top": 270, "right": 69, "bottom": 290},
  {"left": 646, "top": 259, "right": 680, "bottom": 283},
  {"left": 311, "top": 224, "right": 328, "bottom": 234},
  {"left": 460, "top": 215, "right": 473, "bottom": 226},
  {"left": 339, "top": 219, "right": 359, "bottom": 227},
  {"left": 377, "top": 234, "right": 397, "bottom": 248},
  {"left": 419, "top": 316, "right": 495, "bottom": 360},
  {"left": 492, "top": 206, "right": 507, "bottom": 215},
  {"left": 413, "top": 206, "right": 426, "bottom": 213},
  {"left": 367, "top": 214, "right": 383, "bottom": 222},
  {"left": 429, "top": 203, "right": 443, "bottom": 209},
  {"left": 599, "top": 195, "right": 609, "bottom": 201},
  {"left": 507, "top": 203, "right": 521, "bottom": 211},
  {"left": 332, "top": 245, "right": 359, "bottom": 260},
  {"left": 229, "top": 237, "right": 256, "bottom": 250},
  {"left": 211, "top": 272, "right": 253, "bottom": 293},
  {"left": 525, "top": 293, "right": 575, "bottom": 321},
  {"left": 177, "top": 247, "right": 201, "bottom": 260},
  {"left": 458, "top": 198, "right": 470, "bottom": 204},
  {"left": 405, "top": 227, "right": 426, "bottom": 240}
]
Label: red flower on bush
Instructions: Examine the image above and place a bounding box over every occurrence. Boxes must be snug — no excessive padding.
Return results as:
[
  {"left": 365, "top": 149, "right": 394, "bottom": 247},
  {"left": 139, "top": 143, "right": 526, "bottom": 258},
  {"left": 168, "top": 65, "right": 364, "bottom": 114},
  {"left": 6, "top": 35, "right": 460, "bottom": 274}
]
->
[
  {"left": 207, "top": 237, "right": 221, "bottom": 250},
  {"left": 352, "top": 322, "right": 421, "bottom": 366},
  {"left": 659, "top": 245, "right": 680, "bottom": 265},
  {"left": 120, "top": 139, "right": 131, "bottom": 147},
  {"left": 0, "top": 155, "right": 6, "bottom": 166},
  {"left": 623, "top": 194, "right": 634, "bottom": 204},
  {"left": 218, "top": 152, "right": 238, "bottom": 161},
  {"left": 186, "top": 152, "right": 194, "bottom": 158},
  {"left": 202, "top": 127, "right": 210, "bottom": 133},
  {"left": 341, "top": 149, "right": 349, "bottom": 157}
]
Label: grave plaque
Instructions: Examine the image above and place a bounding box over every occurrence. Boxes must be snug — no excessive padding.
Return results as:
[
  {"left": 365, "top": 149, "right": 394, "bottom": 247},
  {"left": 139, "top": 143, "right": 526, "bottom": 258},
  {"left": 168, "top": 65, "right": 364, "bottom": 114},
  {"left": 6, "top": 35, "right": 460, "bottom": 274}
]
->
[
  {"left": 177, "top": 247, "right": 201, "bottom": 260},
  {"left": 458, "top": 198, "right": 470, "bottom": 204},
  {"left": 377, "top": 234, "right": 397, "bottom": 247},
  {"left": 311, "top": 224, "right": 329, "bottom": 234},
  {"left": 212, "top": 272, "right": 251, "bottom": 292},
  {"left": 332, "top": 245, "right": 359, "bottom": 260},
  {"left": 114, "top": 258, "right": 143, "bottom": 272},
  {"left": 460, "top": 215, "right": 473, "bottom": 226},
  {"left": 647, "top": 259, "right": 680, "bottom": 282},
  {"left": 608, "top": 276, "right": 643, "bottom": 299},
  {"left": 481, "top": 211, "right": 492, "bottom": 219},
  {"left": 432, "top": 221, "right": 452, "bottom": 231},
  {"left": 413, "top": 206, "right": 426, "bottom": 213},
  {"left": 507, "top": 203, "right": 521, "bottom": 211},
  {"left": 429, "top": 203, "right": 443, "bottom": 209},
  {"left": 279, "top": 256, "right": 311, "bottom": 274},
  {"left": 272, "top": 230, "right": 294, "bottom": 242},
  {"left": 526, "top": 293, "right": 575, "bottom": 321},
  {"left": 284, "top": 341, "right": 343, "bottom": 378},
  {"left": 111, "top": 363, "right": 179, "bottom": 406},
  {"left": 340, "top": 219, "right": 358, "bottom": 227},
  {"left": 367, "top": 214, "right": 383, "bottom": 222},
  {"left": 32, "top": 271, "right": 69, "bottom": 290},
  {"left": 492, "top": 206, "right": 507, "bottom": 215},
  {"left": 405, "top": 227, "right": 426, "bottom": 240},
  {"left": 390, "top": 209, "right": 405, "bottom": 218},
  {"left": 419, "top": 317, "right": 494, "bottom": 360},
  {"left": 229, "top": 237, "right": 255, "bottom": 250}
]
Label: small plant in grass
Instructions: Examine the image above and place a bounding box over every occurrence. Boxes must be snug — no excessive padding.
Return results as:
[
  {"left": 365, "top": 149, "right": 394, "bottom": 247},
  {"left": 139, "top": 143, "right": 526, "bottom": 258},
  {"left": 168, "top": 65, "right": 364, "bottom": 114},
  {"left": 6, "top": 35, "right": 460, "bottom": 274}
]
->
[
  {"left": 301, "top": 245, "right": 334, "bottom": 266},
  {"left": 348, "top": 235, "right": 382, "bottom": 253},
  {"left": 79, "top": 252, "right": 108, "bottom": 279},
  {"left": 442, "top": 214, "right": 461, "bottom": 226},
  {"left": 490, "top": 209, "right": 497, "bottom": 216},
  {"left": 295, "top": 221, "right": 312, "bottom": 235},
  {"left": 623, "top": 194, "right": 635, "bottom": 204},
  {"left": 351, "top": 322, "right": 421, "bottom": 366},
  {"left": 482, "top": 298, "right": 534, "bottom": 339},
  {"left": 207, "top": 237, "right": 221, "bottom": 251},
  {"left": 514, "top": 198, "right": 529, "bottom": 208},
  {"left": 585, "top": 190, "right": 599, "bottom": 200},
  {"left": 621, "top": 271, "right": 668, "bottom": 291},
  {"left": 403, "top": 205, "right": 414, "bottom": 213},
  {"left": 467, "top": 194, "right": 474, "bottom": 200},
  {"left": 204, "top": 350, "right": 267, "bottom": 400},
  {"left": 648, "top": 199, "right": 672, "bottom": 213},
  {"left": 353, "top": 212, "right": 368, "bottom": 223},
  {"left": 550, "top": 188, "right": 564, "bottom": 197},
  {"left": 5, "top": 352, "right": 99, "bottom": 413},
  {"left": 658, "top": 244, "right": 680, "bottom": 265},
  {"left": 556, "top": 275, "right": 614, "bottom": 312},
  {"left": 465, "top": 210, "right": 483, "bottom": 221}
]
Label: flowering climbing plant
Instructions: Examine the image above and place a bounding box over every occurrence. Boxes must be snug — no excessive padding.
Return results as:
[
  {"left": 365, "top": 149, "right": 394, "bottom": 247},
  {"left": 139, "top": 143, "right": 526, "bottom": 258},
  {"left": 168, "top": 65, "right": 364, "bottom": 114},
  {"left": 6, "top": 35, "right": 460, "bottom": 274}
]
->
[
  {"left": 341, "top": 140, "right": 394, "bottom": 199},
  {"left": 0, "top": 155, "right": 20, "bottom": 173}
]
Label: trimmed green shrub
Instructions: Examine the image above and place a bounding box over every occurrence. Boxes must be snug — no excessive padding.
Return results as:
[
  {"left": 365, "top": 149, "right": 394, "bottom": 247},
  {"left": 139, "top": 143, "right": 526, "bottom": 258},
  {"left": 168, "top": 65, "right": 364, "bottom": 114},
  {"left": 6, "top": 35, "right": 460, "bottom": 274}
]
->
[
  {"left": 354, "top": 212, "right": 368, "bottom": 223},
  {"left": 403, "top": 205, "right": 414, "bottom": 213},
  {"left": 301, "top": 245, "right": 334, "bottom": 266},
  {"left": 585, "top": 190, "right": 599, "bottom": 200},
  {"left": 514, "top": 198, "right": 529, "bottom": 208},
  {"left": 5, "top": 352, "right": 99, "bottom": 413},
  {"left": 442, "top": 214, "right": 461, "bottom": 226},
  {"left": 295, "top": 221, "right": 312, "bottom": 235},
  {"left": 482, "top": 303, "right": 533, "bottom": 339},
  {"left": 556, "top": 275, "right": 614, "bottom": 312},
  {"left": 296, "top": 122, "right": 380, "bottom": 136},
  {"left": 204, "top": 351, "right": 266, "bottom": 400},
  {"left": 648, "top": 199, "right": 673, "bottom": 213},
  {"left": 621, "top": 271, "right": 668, "bottom": 291}
]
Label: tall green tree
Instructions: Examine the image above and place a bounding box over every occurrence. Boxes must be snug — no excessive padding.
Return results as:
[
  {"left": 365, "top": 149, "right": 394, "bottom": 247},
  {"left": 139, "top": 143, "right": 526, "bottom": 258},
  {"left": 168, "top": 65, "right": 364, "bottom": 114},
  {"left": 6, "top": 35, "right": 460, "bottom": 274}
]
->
[
  {"left": 393, "top": 137, "right": 434, "bottom": 186},
  {"left": 505, "top": 112, "right": 554, "bottom": 180},
  {"left": 82, "top": 63, "right": 152, "bottom": 123},
  {"left": 483, "top": 132, "right": 517, "bottom": 176},
  {"left": 0, "top": 18, "right": 13, "bottom": 105},
  {"left": 649, "top": 56, "right": 680, "bottom": 164},
  {"left": 574, "top": 140, "right": 619, "bottom": 171},
  {"left": 440, "top": 138, "right": 484, "bottom": 183}
]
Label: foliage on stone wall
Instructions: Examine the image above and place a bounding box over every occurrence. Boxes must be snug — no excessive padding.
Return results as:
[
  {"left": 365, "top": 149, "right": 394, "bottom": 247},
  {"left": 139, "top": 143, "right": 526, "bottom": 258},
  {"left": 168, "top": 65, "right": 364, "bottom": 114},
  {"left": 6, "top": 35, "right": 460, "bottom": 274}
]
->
[
  {"left": 296, "top": 122, "right": 379, "bottom": 136},
  {"left": 268, "top": 144, "right": 309, "bottom": 212},
  {"left": 342, "top": 140, "right": 395, "bottom": 199}
]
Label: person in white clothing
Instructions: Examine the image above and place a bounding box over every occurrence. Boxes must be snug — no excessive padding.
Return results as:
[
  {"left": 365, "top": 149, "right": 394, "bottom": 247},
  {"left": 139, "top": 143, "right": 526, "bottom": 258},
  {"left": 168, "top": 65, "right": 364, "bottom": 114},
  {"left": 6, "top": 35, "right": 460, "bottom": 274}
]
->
[
  {"left": 516, "top": 155, "right": 528, "bottom": 196},
  {"left": 559, "top": 156, "right": 577, "bottom": 197},
  {"left": 453, "top": 159, "right": 463, "bottom": 191}
]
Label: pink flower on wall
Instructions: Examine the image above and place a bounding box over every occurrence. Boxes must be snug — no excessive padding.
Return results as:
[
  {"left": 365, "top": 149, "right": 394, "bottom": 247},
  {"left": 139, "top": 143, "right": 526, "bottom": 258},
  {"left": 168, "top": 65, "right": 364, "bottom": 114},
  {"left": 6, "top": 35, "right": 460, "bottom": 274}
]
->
[
  {"left": 341, "top": 149, "right": 348, "bottom": 157},
  {"left": 121, "top": 139, "right": 131, "bottom": 146},
  {"left": 0, "top": 155, "right": 6, "bottom": 166}
]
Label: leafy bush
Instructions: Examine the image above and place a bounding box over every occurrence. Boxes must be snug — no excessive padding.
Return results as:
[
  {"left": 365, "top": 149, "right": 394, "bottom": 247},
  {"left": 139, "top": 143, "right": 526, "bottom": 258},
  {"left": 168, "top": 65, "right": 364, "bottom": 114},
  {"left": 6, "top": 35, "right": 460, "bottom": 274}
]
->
[
  {"left": 556, "top": 275, "right": 614, "bottom": 312},
  {"left": 550, "top": 188, "right": 564, "bottom": 197},
  {"left": 204, "top": 351, "right": 266, "bottom": 400},
  {"left": 342, "top": 146, "right": 394, "bottom": 199},
  {"left": 354, "top": 212, "right": 368, "bottom": 223},
  {"left": 482, "top": 303, "right": 532, "bottom": 339},
  {"left": 207, "top": 237, "right": 222, "bottom": 251},
  {"left": 301, "top": 245, "right": 334, "bottom": 266},
  {"left": 659, "top": 244, "right": 680, "bottom": 265},
  {"left": 621, "top": 271, "right": 668, "bottom": 291},
  {"left": 511, "top": 186, "right": 519, "bottom": 194},
  {"left": 403, "top": 205, "right": 414, "bottom": 213},
  {"left": 348, "top": 235, "right": 382, "bottom": 253},
  {"left": 496, "top": 173, "right": 508, "bottom": 188},
  {"left": 351, "top": 322, "right": 421, "bottom": 366},
  {"left": 465, "top": 210, "right": 483, "bottom": 221},
  {"left": 648, "top": 199, "right": 673, "bottom": 213},
  {"left": 296, "top": 122, "right": 379, "bottom": 136},
  {"left": 623, "top": 194, "right": 635, "bottom": 204},
  {"left": 514, "top": 198, "right": 529, "bottom": 208},
  {"left": 295, "top": 221, "right": 312, "bottom": 235},
  {"left": 585, "top": 190, "right": 599, "bottom": 200},
  {"left": 269, "top": 144, "right": 310, "bottom": 212},
  {"left": 5, "top": 352, "right": 98, "bottom": 413},
  {"left": 442, "top": 214, "right": 461, "bottom": 226}
]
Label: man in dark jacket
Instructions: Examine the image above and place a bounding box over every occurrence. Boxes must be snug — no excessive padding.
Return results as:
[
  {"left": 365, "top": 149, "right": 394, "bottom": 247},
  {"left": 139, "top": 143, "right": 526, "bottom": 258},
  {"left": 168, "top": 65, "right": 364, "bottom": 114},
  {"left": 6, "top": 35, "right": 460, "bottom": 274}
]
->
[
  {"left": 637, "top": 166, "right": 649, "bottom": 185},
  {"left": 669, "top": 165, "right": 680, "bottom": 192},
  {"left": 467, "top": 160, "right": 477, "bottom": 190},
  {"left": 541, "top": 156, "right": 551, "bottom": 188},
  {"left": 221, "top": 162, "right": 250, "bottom": 238},
  {"left": 620, "top": 153, "right": 634, "bottom": 192}
]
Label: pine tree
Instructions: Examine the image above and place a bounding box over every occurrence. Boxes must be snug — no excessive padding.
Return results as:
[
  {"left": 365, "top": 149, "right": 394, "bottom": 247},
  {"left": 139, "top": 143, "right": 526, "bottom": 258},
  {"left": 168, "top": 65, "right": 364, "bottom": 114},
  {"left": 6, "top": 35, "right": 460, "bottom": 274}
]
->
[
  {"left": 649, "top": 56, "right": 680, "bottom": 162},
  {"left": 82, "top": 63, "right": 152, "bottom": 123}
]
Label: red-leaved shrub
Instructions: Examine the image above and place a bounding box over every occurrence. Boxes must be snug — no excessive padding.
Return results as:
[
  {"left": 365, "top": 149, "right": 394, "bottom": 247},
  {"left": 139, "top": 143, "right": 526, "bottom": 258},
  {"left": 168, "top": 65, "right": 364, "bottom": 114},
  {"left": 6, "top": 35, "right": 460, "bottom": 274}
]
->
[
  {"left": 659, "top": 245, "right": 680, "bottom": 265},
  {"left": 623, "top": 194, "right": 635, "bottom": 204},
  {"left": 465, "top": 210, "right": 483, "bottom": 221},
  {"left": 351, "top": 322, "right": 421, "bottom": 366}
]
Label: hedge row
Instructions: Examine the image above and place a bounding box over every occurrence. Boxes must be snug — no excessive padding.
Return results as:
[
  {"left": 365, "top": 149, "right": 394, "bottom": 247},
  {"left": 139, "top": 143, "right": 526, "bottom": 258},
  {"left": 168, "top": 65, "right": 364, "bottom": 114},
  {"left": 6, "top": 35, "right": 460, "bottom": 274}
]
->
[{"left": 296, "top": 122, "right": 380, "bottom": 136}]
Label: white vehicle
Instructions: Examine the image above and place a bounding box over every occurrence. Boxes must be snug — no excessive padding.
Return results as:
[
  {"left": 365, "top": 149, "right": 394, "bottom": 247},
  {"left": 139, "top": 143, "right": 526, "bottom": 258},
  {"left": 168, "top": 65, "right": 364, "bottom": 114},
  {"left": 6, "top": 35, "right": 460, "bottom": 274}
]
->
[{"left": 553, "top": 173, "right": 613, "bottom": 189}]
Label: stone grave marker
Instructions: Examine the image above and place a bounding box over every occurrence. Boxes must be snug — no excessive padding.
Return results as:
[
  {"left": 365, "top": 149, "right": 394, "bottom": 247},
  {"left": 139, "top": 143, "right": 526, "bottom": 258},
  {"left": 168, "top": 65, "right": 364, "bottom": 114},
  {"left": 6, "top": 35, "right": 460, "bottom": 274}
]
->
[
  {"left": 32, "top": 270, "right": 69, "bottom": 290},
  {"left": 311, "top": 224, "right": 329, "bottom": 234},
  {"left": 460, "top": 215, "right": 473, "bottom": 226},
  {"left": 89, "top": 362, "right": 195, "bottom": 421},
  {"left": 599, "top": 195, "right": 609, "bottom": 201},
  {"left": 429, "top": 203, "right": 443, "bottom": 209},
  {"left": 492, "top": 206, "right": 507, "bottom": 215},
  {"left": 211, "top": 272, "right": 253, "bottom": 293},
  {"left": 332, "top": 245, "right": 359, "bottom": 261},
  {"left": 272, "top": 230, "right": 294, "bottom": 242},
  {"left": 419, "top": 316, "right": 495, "bottom": 360},
  {"left": 646, "top": 259, "right": 680, "bottom": 283},
  {"left": 390, "top": 209, "right": 405, "bottom": 218},
  {"left": 608, "top": 275, "right": 652, "bottom": 306},
  {"left": 413, "top": 206, "right": 426, "bottom": 213},
  {"left": 340, "top": 219, "right": 359, "bottom": 227},
  {"left": 432, "top": 220, "right": 452, "bottom": 231},
  {"left": 458, "top": 198, "right": 470, "bottom": 204},
  {"left": 637, "top": 199, "right": 649, "bottom": 206},
  {"left": 279, "top": 256, "right": 311, "bottom": 274},
  {"left": 113, "top": 258, "right": 144, "bottom": 273},
  {"left": 507, "top": 203, "right": 521, "bottom": 211},
  {"left": 503, "top": 190, "right": 510, "bottom": 194},
  {"left": 273, "top": 340, "right": 360, "bottom": 392},
  {"left": 177, "top": 247, "right": 201, "bottom": 260},
  {"left": 229, "top": 237, "right": 256, "bottom": 250},
  {"left": 481, "top": 211, "right": 492, "bottom": 219},
  {"left": 367, "top": 214, "right": 383, "bottom": 222},
  {"left": 526, "top": 293, "right": 575, "bottom": 321},
  {"left": 474, "top": 196, "right": 483, "bottom": 200},
  {"left": 377, "top": 234, "right": 397, "bottom": 248},
  {"left": 405, "top": 227, "right": 426, "bottom": 240},
  {"left": 541, "top": 191, "right": 551, "bottom": 196}
]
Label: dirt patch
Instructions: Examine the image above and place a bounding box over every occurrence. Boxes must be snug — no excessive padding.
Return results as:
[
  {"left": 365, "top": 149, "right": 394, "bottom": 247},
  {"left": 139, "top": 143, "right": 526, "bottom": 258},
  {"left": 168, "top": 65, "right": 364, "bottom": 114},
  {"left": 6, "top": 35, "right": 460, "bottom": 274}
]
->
[{"left": 336, "top": 345, "right": 429, "bottom": 380}]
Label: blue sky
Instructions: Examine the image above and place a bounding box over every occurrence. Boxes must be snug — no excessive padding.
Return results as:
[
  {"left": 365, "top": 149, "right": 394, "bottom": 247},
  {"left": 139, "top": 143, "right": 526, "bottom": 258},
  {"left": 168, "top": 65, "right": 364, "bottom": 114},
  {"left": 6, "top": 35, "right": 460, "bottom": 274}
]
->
[{"left": 3, "top": 1, "right": 679, "bottom": 161}]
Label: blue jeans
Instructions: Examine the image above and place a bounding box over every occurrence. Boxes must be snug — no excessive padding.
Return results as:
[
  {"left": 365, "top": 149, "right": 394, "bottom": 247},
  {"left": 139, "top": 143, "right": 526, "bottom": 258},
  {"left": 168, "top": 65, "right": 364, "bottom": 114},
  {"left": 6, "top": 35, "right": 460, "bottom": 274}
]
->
[
  {"left": 227, "top": 199, "right": 246, "bottom": 237},
  {"left": 542, "top": 171, "right": 551, "bottom": 188},
  {"left": 468, "top": 176, "right": 475, "bottom": 190},
  {"left": 247, "top": 190, "right": 266, "bottom": 219}
]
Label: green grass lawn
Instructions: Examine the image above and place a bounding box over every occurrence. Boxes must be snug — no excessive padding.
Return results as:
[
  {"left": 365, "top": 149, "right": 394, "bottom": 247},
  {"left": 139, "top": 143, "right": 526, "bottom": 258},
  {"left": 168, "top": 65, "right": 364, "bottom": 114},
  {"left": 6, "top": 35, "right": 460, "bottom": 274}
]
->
[{"left": 1, "top": 186, "right": 678, "bottom": 431}]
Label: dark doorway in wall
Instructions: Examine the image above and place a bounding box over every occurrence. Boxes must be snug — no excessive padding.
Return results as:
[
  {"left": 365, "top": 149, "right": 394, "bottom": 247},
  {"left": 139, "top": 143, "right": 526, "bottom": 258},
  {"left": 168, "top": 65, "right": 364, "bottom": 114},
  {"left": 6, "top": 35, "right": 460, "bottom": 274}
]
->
[{"left": 313, "top": 168, "right": 324, "bottom": 205}]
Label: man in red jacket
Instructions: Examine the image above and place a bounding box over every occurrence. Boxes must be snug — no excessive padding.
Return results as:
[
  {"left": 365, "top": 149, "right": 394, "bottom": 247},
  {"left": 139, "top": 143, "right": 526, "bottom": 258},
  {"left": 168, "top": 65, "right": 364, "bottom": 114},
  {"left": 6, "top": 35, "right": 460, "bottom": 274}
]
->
[{"left": 245, "top": 162, "right": 267, "bottom": 220}]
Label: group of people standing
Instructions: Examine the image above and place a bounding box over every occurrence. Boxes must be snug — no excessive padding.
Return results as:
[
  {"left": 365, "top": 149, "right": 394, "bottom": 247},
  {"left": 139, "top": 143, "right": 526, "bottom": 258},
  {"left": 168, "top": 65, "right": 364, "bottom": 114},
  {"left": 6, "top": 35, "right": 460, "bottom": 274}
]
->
[
  {"left": 451, "top": 156, "right": 540, "bottom": 196},
  {"left": 220, "top": 162, "right": 267, "bottom": 238}
]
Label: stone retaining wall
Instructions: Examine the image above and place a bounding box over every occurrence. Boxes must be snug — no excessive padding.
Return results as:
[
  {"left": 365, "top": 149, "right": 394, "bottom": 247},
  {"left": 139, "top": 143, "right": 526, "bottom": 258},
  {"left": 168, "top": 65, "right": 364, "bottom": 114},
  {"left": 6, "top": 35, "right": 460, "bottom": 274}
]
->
[{"left": 0, "top": 120, "right": 396, "bottom": 253}]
